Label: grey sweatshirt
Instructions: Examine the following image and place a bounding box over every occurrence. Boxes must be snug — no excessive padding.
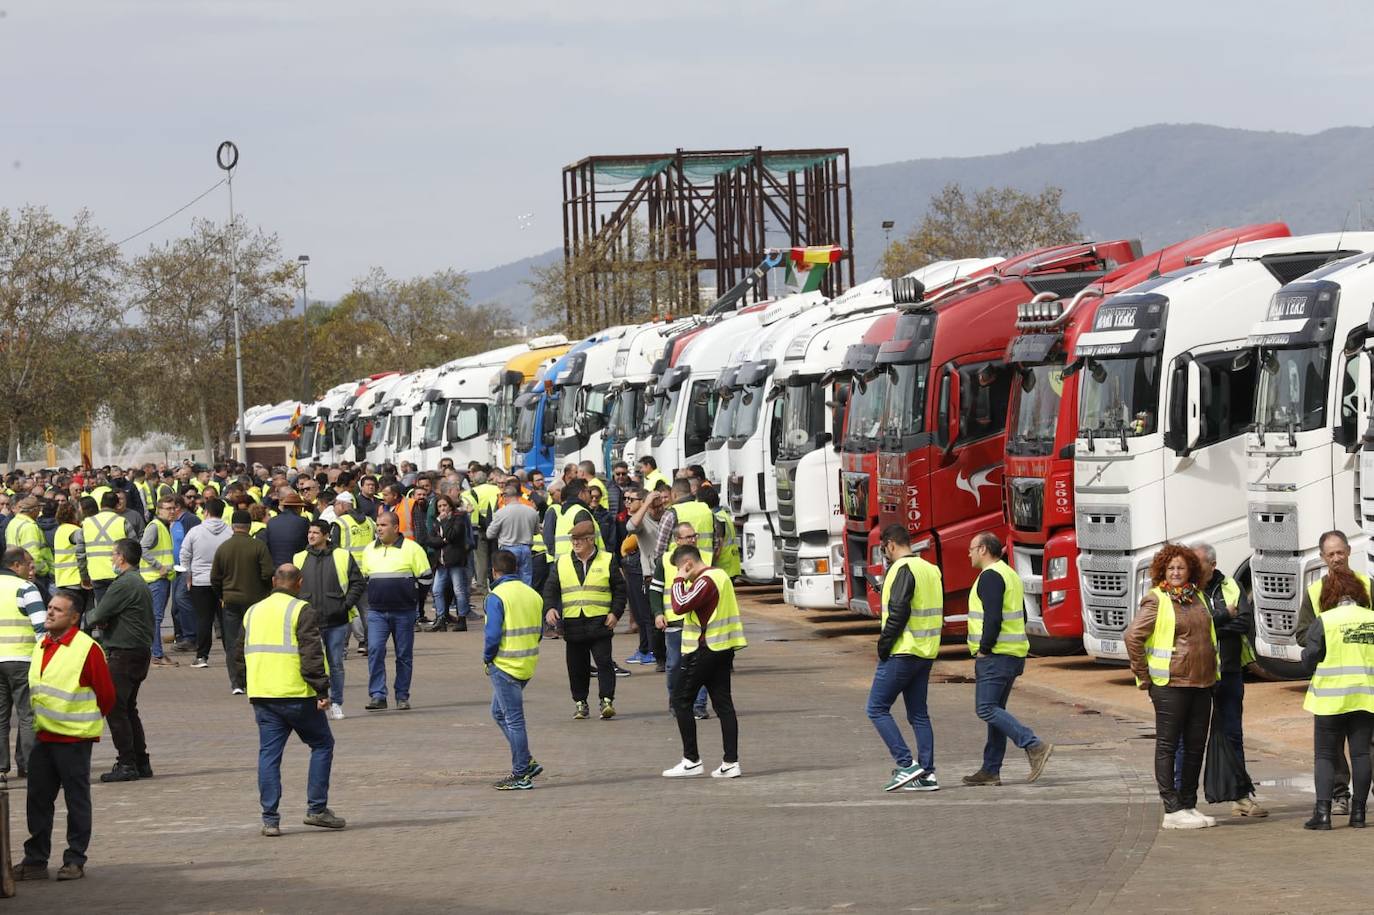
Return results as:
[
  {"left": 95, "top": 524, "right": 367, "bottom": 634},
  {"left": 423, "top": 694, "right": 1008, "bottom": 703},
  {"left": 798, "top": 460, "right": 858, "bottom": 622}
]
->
[
  {"left": 180, "top": 517, "right": 231, "bottom": 586},
  {"left": 486, "top": 502, "right": 540, "bottom": 548}
]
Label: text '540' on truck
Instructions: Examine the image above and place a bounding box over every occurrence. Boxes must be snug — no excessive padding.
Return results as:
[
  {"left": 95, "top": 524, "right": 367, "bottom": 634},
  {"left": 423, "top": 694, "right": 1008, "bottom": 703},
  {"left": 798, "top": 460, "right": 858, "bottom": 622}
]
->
[
  {"left": 853, "top": 240, "right": 1142, "bottom": 622},
  {"left": 1247, "top": 248, "right": 1374, "bottom": 671},
  {"left": 1073, "top": 232, "right": 1374, "bottom": 668},
  {"left": 1002, "top": 224, "right": 1291, "bottom": 653}
]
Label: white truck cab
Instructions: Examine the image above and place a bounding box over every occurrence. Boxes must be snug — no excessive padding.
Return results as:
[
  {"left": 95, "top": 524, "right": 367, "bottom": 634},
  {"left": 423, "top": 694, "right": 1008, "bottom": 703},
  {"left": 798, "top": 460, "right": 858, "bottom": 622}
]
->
[
  {"left": 419, "top": 344, "right": 530, "bottom": 471},
  {"left": 551, "top": 326, "right": 633, "bottom": 474}
]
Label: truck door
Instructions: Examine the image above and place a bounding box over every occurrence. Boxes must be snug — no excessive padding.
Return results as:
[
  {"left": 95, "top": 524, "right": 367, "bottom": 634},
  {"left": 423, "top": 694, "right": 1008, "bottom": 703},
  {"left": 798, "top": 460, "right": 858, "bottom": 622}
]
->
[{"left": 1334, "top": 348, "right": 1368, "bottom": 550}]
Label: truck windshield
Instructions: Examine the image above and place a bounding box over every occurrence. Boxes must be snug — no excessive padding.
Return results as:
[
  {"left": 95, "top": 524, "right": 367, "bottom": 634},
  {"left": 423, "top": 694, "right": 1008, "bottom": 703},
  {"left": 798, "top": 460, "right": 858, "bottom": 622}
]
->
[
  {"left": 423, "top": 400, "right": 447, "bottom": 446},
  {"left": 393, "top": 415, "right": 412, "bottom": 452},
  {"left": 515, "top": 401, "right": 537, "bottom": 452},
  {"left": 586, "top": 385, "right": 610, "bottom": 426},
  {"left": 731, "top": 382, "right": 767, "bottom": 441},
  {"left": 655, "top": 387, "right": 682, "bottom": 438},
  {"left": 1078, "top": 355, "right": 1159, "bottom": 439},
  {"left": 883, "top": 362, "right": 929, "bottom": 438},
  {"left": 779, "top": 379, "right": 823, "bottom": 459},
  {"left": 685, "top": 380, "right": 717, "bottom": 446},
  {"left": 608, "top": 386, "right": 642, "bottom": 440},
  {"left": 488, "top": 387, "right": 510, "bottom": 442},
  {"left": 640, "top": 392, "right": 663, "bottom": 438},
  {"left": 1008, "top": 363, "right": 1064, "bottom": 457},
  {"left": 844, "top": 374, "right": 888, "bottom": 450},
  {"left": 1256, "top": 344, "right": 1330, "bottom": 433},
  {"left": 298, "top": 422, "right": 316, "bottom": 457},
  {"left": 368, "top": 415, "right": 389, "bottom": 448},
  {"left": 710, "top": 387, "right": 740, "bottom": 443},
  {"left": 555, "top": 386, "right": 580, "bottom": 434}
]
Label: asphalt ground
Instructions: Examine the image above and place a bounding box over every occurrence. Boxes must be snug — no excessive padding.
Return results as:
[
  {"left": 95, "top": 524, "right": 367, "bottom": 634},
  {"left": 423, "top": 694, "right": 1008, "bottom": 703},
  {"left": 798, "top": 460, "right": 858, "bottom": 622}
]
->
[{"left": 4, "top": 585, "right": 1367, "bottom": 914}]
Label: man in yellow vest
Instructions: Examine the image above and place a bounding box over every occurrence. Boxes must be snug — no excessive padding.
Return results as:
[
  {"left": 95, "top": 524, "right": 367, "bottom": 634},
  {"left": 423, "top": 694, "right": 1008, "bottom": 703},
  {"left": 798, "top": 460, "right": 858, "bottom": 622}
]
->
[
  {"left": 651, "top": 480, "right": 715, "bottom": 573},
  {"left": 9, "top": 496, "right": 52, "bottom": 602},
  {"left": 661, "top": 543, "right": 746, "bottom": 779},
  {"left": 140, "top": 497, "right": 179, "bottom": 668},
  {"left": 869, "top": 524, "right": 942, "bottom": 793},
  {"left": 81, "top": 490, "right": 132, "bottom": 610},
  {"left": 541, "top": 518, "right": 625, "bottom": 720},
  {"left": 649, "top": 522, "right": 709, "bottom": 718},
  {"left": 16, "top": 588, "right": 115, "bottom": 882},
  {"left": 296, "top": 520, "right": 363, "bottom": 720},
  {"left": 359, "top": 512, "right": 432, "bottom": 712},
  {"left": 0, "top": 547, "right": 46, "bottom": 780},
  {"left": 231, "top": 564, "right": 344, "bottom": 837},
  {"left": 963, "top": 532, "right": 1053, "bottom": 787},
  {"left": 637, "top": 455, "right": 670, "bottom": 495},
  {"left": 483, "top": 549, "right": 544, "bottom": 790}
]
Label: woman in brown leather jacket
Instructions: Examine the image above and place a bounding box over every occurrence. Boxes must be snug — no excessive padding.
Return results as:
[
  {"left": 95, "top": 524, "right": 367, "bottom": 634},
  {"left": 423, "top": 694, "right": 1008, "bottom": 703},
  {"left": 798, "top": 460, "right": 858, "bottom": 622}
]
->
[{"left": 1126, "top": 543, "right": 1219, "bottom": 830}]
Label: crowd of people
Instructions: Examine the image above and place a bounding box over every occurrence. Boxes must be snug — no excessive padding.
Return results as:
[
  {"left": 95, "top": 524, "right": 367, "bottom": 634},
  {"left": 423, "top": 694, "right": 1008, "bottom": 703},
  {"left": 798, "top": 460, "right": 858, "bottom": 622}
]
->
[{"left": 3, "top": 452, "right": 1372, "bottom": 881}]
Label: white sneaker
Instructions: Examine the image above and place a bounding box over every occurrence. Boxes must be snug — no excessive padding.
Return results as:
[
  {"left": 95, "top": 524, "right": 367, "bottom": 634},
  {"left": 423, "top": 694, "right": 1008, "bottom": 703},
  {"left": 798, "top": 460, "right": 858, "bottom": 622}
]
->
[
  {"left": 711, "top": 762, "right": 742, "bottom": 779},
  {"left": 231, "top": 687, "right": 245, "bottom": 695},
  {"left": 1162, "top": 810, "right": 1206, "bottom": 830},
  {"left": 328, "top": 705, "right": 345, "bottom": 720},
  {"left": 662, "top": 758, "right": 704, "bottom": 778},
  {"left": 1184, "top": 808, "right": 1217, "bottom": 827}
]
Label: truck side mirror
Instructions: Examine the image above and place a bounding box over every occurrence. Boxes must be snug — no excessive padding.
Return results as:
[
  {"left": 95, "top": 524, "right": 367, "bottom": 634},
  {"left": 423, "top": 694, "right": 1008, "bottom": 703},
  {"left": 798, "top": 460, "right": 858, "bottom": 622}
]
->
[
  {"left": 1184, "top": 359, "right": 1203, "bottom": 452},
  {"left": 939, "top": 368, "right": 960, "bottom": 461}
]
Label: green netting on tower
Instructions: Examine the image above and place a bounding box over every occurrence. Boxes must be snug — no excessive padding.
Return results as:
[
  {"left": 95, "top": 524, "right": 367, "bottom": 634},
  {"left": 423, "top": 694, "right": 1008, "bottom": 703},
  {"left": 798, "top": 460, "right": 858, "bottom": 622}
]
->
[
  {"left": 592, "top": 158, "right": 672, "bottom": 184},
  {"left": 762, "top": 152, "right": 840, "bottom": 174},
  {"left": 680, "top": 154, "right": 753, "bottom": 182}
]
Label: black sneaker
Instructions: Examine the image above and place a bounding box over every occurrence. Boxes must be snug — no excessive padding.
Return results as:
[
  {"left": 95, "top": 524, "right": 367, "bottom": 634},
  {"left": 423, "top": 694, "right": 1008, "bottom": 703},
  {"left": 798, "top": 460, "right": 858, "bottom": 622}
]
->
[
  {"left": 137, "top": 759, "right": 154, "bottom": 779},
  {"left": 495, "top": 774, "right": 533, "bottom": 790},
  {"left": 365, "top": 697, "right": 388, "bottom": 711},
  {"left": 524, "top": 758, "right": 544, "bottom": 779},
  {"left": 100, "top": 763, "right": 140, "bottom": 783},
  {"left": 693, "top": 707, "right": 710, "bottom": 720},
  {"left": 613, "top": 663, "right": 631, "bottom": 678}
]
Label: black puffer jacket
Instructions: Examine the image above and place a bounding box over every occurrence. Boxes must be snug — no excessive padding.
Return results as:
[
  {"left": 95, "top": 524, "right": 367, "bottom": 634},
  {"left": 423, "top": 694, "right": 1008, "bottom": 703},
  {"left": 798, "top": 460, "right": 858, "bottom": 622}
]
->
[{"left": 424, "top": 513, "right": 472, "bottom": 568}]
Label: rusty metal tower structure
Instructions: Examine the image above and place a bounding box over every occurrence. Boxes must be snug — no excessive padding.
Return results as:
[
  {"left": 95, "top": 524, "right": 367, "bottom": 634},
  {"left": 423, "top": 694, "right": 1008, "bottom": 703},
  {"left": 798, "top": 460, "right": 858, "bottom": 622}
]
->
[{"left": 560, "top": 147, "right": 854, "bottom": 332}]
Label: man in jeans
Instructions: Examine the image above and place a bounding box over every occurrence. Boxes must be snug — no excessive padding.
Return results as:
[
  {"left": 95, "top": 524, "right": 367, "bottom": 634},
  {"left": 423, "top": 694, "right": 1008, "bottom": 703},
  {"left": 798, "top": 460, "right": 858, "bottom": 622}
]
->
[
  {"left": 359, "top": 511, "right": 432, "bottom": 711},
  {"left": 868, "top": 524, "right": 942, "bottom": 792},
  {"left": 210, "top": 510, "right": 274, "bottom": 695},
  {"left": 484, "top": 549, "right": 544, "bottom": 790},
  {"left": 487, "top": 478, "right": 539, "bottom": 585},
  {"left": 962, "top": 532, "right": 1053, "bottom": 786},
  {"left": 231, "top": 564, "right": 344, "bottom": 836},
  {"left": 86, "top": 539, "right": 155, "bottom": 783},
  {"left": 295, "top": 520, "right": 363, "bottom": 720},
  {"left": 168, "top": 494, "right": 200, "bottom": 651},
  {"left": 649, "top": 522, "right": 708, "bottom": 718},
  {"left": 140, "top": 496, "right": 179, "bottom": 668},
  {"left": 0, "top": 547, "right": 46, "bottom": 779},
  {"left": 180, "top": 498, "right": 230, "bottom": 670}
]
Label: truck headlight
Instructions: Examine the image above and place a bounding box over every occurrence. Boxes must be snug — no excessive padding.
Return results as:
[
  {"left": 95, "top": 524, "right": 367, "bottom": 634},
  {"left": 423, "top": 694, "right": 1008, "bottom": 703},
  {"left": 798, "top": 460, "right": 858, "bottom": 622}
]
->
[
  {"left": 1047, "top": 556, "right": 1068, "bottom": 581},
  {"left": 800, "top": 558, "right": 829, "bottom": 576}
]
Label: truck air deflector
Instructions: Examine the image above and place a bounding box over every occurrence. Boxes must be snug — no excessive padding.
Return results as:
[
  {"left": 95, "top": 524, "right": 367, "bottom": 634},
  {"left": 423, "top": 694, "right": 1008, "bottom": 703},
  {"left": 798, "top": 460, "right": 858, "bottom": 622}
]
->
[
  {"left": 1247, "top": 281, "right": 1340, "bottom": 347},
  {"left": 1072, "top": 293, "right": 1169, "bottom": 359}
]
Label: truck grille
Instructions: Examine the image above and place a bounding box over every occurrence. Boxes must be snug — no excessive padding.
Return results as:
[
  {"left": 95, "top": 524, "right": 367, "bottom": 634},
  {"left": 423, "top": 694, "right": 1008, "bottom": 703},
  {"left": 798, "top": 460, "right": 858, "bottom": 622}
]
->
[
  {"left": 1247, "top": 503, "right": 1299, "bottom": 552},
  {"left": 782, "top": 545, "right": 800, "bottom": 584},
  {"left": 1008, "top": 478, "right": 1044, "bottom": 533},
  {"left": 1083, "top": 570, "right": 1128, "bottom": 597},
  {"left": 1254, "top": 571, "right": 1297, "bottom": 602},
  {"left": 1089, "top": 606, "right": 1128, "bottom": 631},
  {"left": 776, "top": 463, "right": 796, "bottom": 537},
  {"left": 1079, "top": 553, "right": 1134, "bottom": 636},
  {"left": 1260, "top": 608, "right": 1297, "bottom": 638},
  {"left": 1076, "top": 505, "right": 1132, "bottom": 551},
  {"left": 727, "top": 474, "right": 743, "bottom": 514}
]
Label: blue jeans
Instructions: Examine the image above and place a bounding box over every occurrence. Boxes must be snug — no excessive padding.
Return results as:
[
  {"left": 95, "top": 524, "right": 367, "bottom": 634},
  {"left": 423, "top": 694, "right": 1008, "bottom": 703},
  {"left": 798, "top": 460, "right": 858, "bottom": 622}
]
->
[
  {"left": 432, "top": 565, "right": 470, "bottom": 619},
  {"left": 664, "top": 628, "right": 707, "bottom": 713},
  {"left": 489, "top": 667, "right": 531, "bottom": 776},
  {"left": 507, "top": 544, "right": 533, "bottom": 585},
  {"left": 1174, "top": 669, "right": 1246, "bottom": 790},
  {"left": 322, "top": 623, "right": 349, "bottom": 707},
  {"left": 866, "top": 655, "right": 935, "bottom": 772},
  {"left": 974, "top": 654, "right": 1038, "bottom": 774},
  {"left": 172, "top": 571, "right": 196, "bottom": 642},
  {"left": 254, "top": 699, "right": 334, "bottom": 825},
  {"left": 366, "top": 609, "right": 415, "bottom": 701},
  {"left": 147, "top": 577, "right": 170, "bottom": 658}
]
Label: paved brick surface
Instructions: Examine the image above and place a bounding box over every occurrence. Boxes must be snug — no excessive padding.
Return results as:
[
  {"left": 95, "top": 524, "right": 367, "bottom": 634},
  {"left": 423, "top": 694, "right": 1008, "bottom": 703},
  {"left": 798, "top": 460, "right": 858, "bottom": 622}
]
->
[{"left": 2, "top": 588, "right": 1365, "bottom": 913}]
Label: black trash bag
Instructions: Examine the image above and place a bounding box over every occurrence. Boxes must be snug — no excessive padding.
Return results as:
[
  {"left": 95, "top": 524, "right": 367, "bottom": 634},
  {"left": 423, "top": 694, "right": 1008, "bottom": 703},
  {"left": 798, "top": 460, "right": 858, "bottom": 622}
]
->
[{"left": 1204, "top": 716, "right": 1254, "bottom": 804}]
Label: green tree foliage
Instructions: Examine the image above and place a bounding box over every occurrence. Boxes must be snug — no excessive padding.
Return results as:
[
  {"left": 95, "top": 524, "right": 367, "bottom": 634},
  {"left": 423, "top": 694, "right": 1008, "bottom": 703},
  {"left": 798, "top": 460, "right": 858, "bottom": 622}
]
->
[
  {"left": 0, "top": 206, "right": 124, "bottom": 464},
  {"left": 881, "top": 184, "right": 1082, "bottom": 278}
]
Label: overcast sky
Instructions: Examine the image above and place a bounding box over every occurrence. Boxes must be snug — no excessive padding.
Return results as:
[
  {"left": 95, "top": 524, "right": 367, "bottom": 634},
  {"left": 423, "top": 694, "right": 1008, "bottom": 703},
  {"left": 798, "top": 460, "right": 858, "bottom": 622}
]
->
[{"left": 3, "top": 0, "right": 1372, "bottom": 300}]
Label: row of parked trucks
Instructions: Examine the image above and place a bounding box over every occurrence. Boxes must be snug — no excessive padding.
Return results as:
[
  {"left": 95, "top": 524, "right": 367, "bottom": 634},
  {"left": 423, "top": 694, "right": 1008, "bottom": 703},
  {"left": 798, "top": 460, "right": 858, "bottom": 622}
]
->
[{"left": 240, "top": 228, "right": 1374, "bottom": 676}]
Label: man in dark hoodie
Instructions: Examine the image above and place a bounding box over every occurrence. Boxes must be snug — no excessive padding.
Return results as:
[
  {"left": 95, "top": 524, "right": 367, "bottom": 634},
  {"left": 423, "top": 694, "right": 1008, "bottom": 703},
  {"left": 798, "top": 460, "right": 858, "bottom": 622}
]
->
[
  {"left": 211, "top": 510, "right": 274, "bottom": 695},
  {"left": 295, "top": 520, "right": 363, "bottom": 719}
]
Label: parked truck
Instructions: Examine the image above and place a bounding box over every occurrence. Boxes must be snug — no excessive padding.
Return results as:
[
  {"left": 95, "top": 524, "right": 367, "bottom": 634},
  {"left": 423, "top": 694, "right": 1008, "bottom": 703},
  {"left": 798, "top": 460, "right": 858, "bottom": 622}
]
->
[{"left": 487, "top": 336, "right": 570, "bottom": 470}]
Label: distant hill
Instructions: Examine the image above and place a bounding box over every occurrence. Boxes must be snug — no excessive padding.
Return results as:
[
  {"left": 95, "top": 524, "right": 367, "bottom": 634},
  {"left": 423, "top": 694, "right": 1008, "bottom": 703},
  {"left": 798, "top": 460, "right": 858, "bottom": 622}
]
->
[{"left": 466, "top": 123, "right": 1374, "bottom": 317}]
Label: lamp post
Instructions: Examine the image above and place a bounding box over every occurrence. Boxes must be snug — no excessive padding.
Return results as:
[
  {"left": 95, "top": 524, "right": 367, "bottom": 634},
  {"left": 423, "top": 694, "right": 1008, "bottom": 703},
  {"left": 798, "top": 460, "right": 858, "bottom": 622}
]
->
[
  {"left": 217, "top": 141, "right": 246, "bottom": 465},
  {"left": 298, "top": 254, "right": 311, "bottom": 403}
]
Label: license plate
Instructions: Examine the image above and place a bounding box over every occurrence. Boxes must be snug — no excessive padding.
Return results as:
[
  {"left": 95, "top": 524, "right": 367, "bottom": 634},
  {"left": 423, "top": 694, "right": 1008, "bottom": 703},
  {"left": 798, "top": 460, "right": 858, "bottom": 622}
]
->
[{"left": 1097, "top": 639, "right": 1122, "bottom": 656}]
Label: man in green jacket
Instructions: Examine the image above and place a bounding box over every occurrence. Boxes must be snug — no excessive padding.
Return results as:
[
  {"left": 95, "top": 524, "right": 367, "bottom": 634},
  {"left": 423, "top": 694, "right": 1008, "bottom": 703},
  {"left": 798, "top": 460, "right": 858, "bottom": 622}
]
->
[
  {"left": 86, "top": 538, "right": 155, "bottom": 783},
  {"left": 211, "top": 510, "right": 274, "bottom": 696}
]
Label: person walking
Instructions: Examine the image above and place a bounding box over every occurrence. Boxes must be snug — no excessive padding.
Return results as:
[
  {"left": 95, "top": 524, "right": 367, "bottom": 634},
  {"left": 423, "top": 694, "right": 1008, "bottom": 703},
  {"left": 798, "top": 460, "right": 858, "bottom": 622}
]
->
[
  {"left": 484, "top": 549, "right": 544, "bottom": 790},
  {"left": 9, "top": 496, "right": 53, "bottom": 604},
  {"left": 1294, "top": 529, "right": 1370, "bottom": 816},
  {"left": 650, "top": 522, "right": 709, "bottom": 717},
  {"left": 661, "top": 543, "right": 745, "bottom": 779},
  {"left": 180, "top": 498, "right": 231, "bottom": 671},
  {"left": 424, "top": 494, "right": 472, "bottom": 631},
  {"left": 359, "top": 511, "right": 432, "bottom": 711},
  {"left": 265, "top": 489, "right": 310, "bottom": 567},
  {"left": 211, "top": 510, "right": 275, "bottom": 696},
  {"left": 962, "top": 532, "right": 1053, "bottom": 788},
  {"left": 295, "top": 520, "right": 363, "bottom": 720},
  {"left": 1299, "top": 565, "right": 1374, "bottom": 829},
  {"left": 868, "top": 524, "right": 942, "bottom": 792},
  {"left": 231, "top": 564, "right": 345, "bottom": 836},
  {"left": 167, "top": 494, "right": 200, "bottom": 652},
  {"left": 0, "top": 547, "right": 46, "bottom": 779},
  {"left": 81, "top": 490, "right": 132, "bottom": 610},
  {"left": 139, "top": 496, "right": 179, "bottom": 668},
  {"left": 86, "top": 539, "right": 155, "bottom": 783},
  {"left": 1126, "top": 542, "right": 1218, "bottom": 830},
  {"left": 487, "top": 478, "right": 540, "bottom": 586},
  {"left": 542, "top": 519, "right": 625, "bottom": 720},
  {"left": 15, "top": 588, "right": 115, "bottom": 882}
]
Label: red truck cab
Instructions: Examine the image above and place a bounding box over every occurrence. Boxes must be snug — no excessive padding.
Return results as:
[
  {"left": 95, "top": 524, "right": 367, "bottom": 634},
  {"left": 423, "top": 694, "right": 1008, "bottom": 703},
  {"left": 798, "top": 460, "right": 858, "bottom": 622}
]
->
[
  {"left": 858, "top": 241, "right": 1143, "bottom": 624},
  {"left": 1001, "top": 223, "right": 1291, "bottom": 651}
]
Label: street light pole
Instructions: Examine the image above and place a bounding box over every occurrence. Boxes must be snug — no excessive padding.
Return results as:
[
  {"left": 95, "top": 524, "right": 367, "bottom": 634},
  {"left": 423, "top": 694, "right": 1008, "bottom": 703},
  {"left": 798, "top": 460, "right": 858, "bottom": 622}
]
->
[
  {"left": 298, "top": 254, "right": 311, "bottom": 403},
  {"left": 217, "top": 141, "right": 247, "bottom": 465}
]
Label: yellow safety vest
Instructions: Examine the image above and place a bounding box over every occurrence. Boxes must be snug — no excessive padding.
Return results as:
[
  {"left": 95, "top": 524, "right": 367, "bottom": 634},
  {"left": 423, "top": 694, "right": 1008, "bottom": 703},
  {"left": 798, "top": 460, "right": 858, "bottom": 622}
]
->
[
  {"left": 81, "top": 510, "right": 129, "bottom": 582},
  {"left": 1308, "top": 572, "right": 1372, "bottom": 615},
  {"left": 669, "top": 500, "right": 715, "bottom": 563},
  {"left": 661, "top": 552, "right": 686, "bottom": 624},
  {"left": 8, "top": 514, "right": 51, "bottom": 578},
  {"left": 643, "top": 469, "right": 670, "bottom": 493},
  {"left": 89, "top": 485, "right": 112, "bottom": 507},
  {"left": 552, "top": 503, "right": 603, "bottom": 560},
  {"left": 881, "top": 555, "right": 942, "bottom": 659},
  {"left": 1304, "top": 602, "right": 1374, "bottom": 715},
  {"left": 335, "top": 514, "right": 377, "bottom": 563},
  {"left": 53, "top": 523, "right": 82, "bottom": 588},
  {"left": 556, "top": 551, "right": 612, "bottom": 619},
  {"left": 681, "top": 567, "right": 747, "bottom": 655},
  {"left": 714, "top": 509, "right": 741, "bottom": 577},
  {"left": 1138, "top": 587, "right": 1220, "bottom": 687},
  {"left": 492, "top": 578, "right": 543, "bottom": 680},
  {"left": 249, "top": 521, "right": 266, "bottom": 539},
  {"left": 139, "top": 518, "right": 175, "bottom": 582},
  {"left": 30, "top": 630, "right": 105, "bottom": 739},
  {"left": 134, "top": 480, "right": 155, "bottom": 516},
  {"left": 294, "top": 548, "right": 350, "bottom": 593},
  {"left": 967, "top": 560, "right": 1029, "bottom": 657},
  {"left": 243, "top": 592, "right": 320, "bottom": 700},
  {"left": 585, "top": 477, "right": 608, "bottom": 506},
  {"left": 474, "top": 483, "right": 501, "bottom": 523},
  {"left": 0, "top": 575, "right": 36, "bottom": 663}
]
